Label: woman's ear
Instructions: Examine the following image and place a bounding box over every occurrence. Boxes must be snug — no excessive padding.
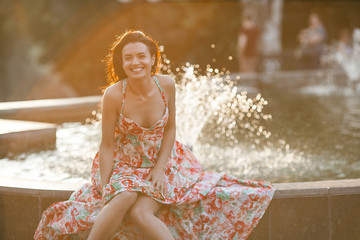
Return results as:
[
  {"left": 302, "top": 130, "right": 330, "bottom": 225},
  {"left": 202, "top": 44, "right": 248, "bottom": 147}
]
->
[{"left": 152, "top": 55, "right": 155, "bottom": 66}]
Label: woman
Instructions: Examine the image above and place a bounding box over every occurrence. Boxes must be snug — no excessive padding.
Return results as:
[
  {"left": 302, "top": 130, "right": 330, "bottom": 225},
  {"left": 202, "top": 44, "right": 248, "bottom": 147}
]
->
[{"left": 34, "top": 31, "right": 275, "bottom": 240}]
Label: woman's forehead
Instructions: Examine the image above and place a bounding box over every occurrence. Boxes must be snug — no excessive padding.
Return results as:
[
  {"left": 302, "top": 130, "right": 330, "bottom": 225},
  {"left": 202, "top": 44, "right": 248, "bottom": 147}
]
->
[{"left": 122, "top": 42, "right": 150, "bottom": 55}]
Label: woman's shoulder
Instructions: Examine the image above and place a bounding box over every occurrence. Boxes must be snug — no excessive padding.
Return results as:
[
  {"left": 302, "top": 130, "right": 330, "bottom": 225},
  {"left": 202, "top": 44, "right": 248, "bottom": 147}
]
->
[
  {"left": 103, "top": 81, "right": 123, "bottom": 102},
  {"left": 155, "top": 74, "right": 175, "bottom": 90}
]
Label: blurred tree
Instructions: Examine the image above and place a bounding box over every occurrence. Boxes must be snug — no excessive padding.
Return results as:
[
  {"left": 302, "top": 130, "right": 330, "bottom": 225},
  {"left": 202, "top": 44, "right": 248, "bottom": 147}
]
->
[{"left": 1, "top": 0, "right": 360, "bottom": 100}]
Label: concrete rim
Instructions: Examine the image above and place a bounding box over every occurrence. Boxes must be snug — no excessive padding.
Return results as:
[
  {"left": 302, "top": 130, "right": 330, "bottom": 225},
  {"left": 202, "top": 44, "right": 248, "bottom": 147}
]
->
[{"left": 1, "top": 176, "right": 360, "bottom": 199}]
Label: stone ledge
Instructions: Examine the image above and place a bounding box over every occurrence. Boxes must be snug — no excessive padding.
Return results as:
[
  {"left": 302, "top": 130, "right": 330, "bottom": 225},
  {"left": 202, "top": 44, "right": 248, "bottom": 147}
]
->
[
  {"left": 273, "top": 178, "right": 360, "bottom": 198},
  {"left": 1, "top": 177, "right": 360, "bottom": 240},
  {"left": 0, "top": 119, "right": 56, "bottom": 157},
  {"left": 0, "top": 176, "right": 85, "bottom": 198},
  {"left": 1, "top": 176, "right": 359, "bottom": 199},
  {"left": 0, "top": 96, "right": 101, "bottom": 123}
]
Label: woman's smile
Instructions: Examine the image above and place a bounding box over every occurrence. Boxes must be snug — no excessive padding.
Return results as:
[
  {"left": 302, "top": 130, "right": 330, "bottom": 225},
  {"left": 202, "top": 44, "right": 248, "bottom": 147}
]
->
[{"left": 131, "top": 67, "right": 144, "bottom": 73}]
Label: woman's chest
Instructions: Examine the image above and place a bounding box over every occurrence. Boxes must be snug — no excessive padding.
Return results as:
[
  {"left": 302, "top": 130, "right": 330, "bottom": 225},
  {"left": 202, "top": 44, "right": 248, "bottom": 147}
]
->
[{"left": 122, "top": 93, "right": 166, "bottom": 129}]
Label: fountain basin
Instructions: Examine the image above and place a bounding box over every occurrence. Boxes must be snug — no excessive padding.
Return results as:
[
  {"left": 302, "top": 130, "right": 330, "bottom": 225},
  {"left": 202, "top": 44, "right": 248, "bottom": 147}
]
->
[
  {"left": 0, "top": 96, "right": 100, "bottom": 156},
  {"left": 0, "top": 119, "right": 56, "bottom": 158},
  {"left": 0, "top": 71, "right": 359, "bottom": 239},
  {"left": 0, "top": 176, "right": 359, "bottom": 239}
]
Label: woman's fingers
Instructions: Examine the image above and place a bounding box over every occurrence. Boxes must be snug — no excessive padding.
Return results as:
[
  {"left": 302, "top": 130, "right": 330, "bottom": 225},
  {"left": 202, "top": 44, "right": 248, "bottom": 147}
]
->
[
  {"left": 147, "top": 171, "right": 165, "bottom": 194},
  {"left": 160, "top": 182, "right": 164, "bottom": 194},
  {"left": 153, "top": 178, "right": 163, "bottom": 190},
  {"left": 146, "top": 171, "right": 153, "bottom": 181},
  {"left": 157, "top": 180, "right": 165, "bottom": 194},
  {"left": 155, "top": 180, "right": 161, "bottom": 189},
  {"left": 153, "top": 180, "right": 158, "bottom": 188}
]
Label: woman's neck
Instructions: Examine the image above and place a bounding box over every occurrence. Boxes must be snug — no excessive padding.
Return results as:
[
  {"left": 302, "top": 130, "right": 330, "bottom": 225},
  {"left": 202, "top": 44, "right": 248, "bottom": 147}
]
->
[{"left": 126, "top": 75, "right": 154, "bottom": 97}]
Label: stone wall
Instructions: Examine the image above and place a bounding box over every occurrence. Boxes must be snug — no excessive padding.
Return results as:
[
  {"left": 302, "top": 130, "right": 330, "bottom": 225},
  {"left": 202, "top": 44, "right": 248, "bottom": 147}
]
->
[{"left": 1, "top": 177, "right": 359, "bottom": 240}]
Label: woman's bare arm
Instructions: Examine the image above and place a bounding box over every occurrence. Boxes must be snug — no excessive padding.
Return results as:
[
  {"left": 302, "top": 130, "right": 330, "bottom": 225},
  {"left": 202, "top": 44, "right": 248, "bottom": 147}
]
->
[{"left": 99, "top": 86, "right": 118, "bottom": 189}]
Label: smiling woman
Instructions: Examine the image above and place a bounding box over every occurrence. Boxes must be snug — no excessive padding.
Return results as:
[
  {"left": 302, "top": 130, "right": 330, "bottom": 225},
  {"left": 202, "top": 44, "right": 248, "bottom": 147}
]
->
[{"left": 34, "top": 30, "right": 275, "bottom": 240}]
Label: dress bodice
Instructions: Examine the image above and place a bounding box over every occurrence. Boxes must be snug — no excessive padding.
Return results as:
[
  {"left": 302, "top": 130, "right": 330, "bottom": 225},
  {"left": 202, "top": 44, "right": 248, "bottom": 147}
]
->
[{"left": 113, "top": 76, "right": 169, "bottom": 168}]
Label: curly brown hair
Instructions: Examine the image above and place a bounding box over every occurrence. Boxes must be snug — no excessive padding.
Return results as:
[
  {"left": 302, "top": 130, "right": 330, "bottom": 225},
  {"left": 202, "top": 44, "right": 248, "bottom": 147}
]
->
[{"left": 104, "top": 30, "right": 161, "bottom": 85}]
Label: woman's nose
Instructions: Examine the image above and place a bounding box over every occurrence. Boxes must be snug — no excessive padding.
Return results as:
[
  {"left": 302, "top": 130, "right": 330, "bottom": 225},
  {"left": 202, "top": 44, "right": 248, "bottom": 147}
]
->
[{"left": 132, "top": 57, "right": 140, "bottom": 65}]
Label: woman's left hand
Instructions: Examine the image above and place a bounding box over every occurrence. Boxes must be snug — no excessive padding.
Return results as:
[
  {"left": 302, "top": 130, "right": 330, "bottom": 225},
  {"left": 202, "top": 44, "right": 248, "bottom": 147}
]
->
[{"left": 146, "top": 166, "right": 166, "bottom": 195}]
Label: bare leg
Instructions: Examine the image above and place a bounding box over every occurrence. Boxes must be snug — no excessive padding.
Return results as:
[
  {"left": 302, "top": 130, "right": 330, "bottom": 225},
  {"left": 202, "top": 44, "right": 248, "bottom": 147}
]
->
[
  {"left": 87, "top": 192, "right": 138, "bottom": 240},
  {"left": 129, "top": 195, "right": 174, "bottom": 240}
]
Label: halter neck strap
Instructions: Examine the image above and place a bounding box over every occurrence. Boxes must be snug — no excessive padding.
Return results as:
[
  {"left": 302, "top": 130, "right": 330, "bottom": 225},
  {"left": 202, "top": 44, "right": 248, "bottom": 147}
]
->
[
  {"left": 121, "top": 79, "right": 126, "bottom": 115},
  {"left": 120, "top": 76, "right": 168, "bottom": 115},
  {"left": 153, "top": 76, "right": 168, "bottom": 108}
]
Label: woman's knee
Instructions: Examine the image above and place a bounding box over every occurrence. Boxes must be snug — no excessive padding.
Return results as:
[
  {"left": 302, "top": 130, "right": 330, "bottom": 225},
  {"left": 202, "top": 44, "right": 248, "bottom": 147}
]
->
[
  {"left": 106, "top": 192, "right": 138, "bottom": 213},
  {"left": 129, "top": 204, "right": 152, "bottom": 226}
]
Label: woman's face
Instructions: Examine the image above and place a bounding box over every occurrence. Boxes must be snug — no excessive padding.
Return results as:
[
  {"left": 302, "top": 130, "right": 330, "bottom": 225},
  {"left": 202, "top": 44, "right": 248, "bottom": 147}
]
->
[{"left": 122, "top": 42, "right": 154, "bottom": 80}]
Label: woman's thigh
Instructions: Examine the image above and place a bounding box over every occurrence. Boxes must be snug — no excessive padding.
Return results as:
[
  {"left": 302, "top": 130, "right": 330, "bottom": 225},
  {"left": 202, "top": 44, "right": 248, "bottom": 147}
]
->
[{"left": 129, "top": 194, "right": 162, "bottom": 217}]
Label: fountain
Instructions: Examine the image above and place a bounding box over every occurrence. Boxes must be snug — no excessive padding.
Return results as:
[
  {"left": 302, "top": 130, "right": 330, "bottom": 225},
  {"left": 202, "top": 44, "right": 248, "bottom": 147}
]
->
[
  {"left": 1, "top": 1, "right": 360, "bottom": 239},
  {"left": 1, "top": 47, "right": 360, "bottom": 184},
  {"left": 334, "top": 28, "right": 360, "bottom": 87},
  {"left": 1, "top": 58, "right": 360, "bottom": 238},
  {"left": 321, "top": 28, "right": 360, "bottom": 93}
]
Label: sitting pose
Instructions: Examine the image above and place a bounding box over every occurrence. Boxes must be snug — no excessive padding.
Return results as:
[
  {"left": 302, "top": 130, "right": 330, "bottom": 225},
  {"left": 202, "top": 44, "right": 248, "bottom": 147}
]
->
[{"left": 35, "top": 31, "right": 275, "bottom": 240}]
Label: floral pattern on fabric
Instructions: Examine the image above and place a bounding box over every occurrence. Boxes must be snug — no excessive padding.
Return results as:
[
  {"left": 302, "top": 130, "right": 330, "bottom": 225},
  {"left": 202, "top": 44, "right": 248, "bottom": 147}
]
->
[{"left": 34, "top": 76, "right": 275, "bottom": 240}]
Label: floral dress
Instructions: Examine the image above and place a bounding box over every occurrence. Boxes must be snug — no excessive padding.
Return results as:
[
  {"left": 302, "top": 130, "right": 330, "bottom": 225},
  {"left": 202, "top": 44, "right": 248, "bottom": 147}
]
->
[{"left": 34, "top": 76, "right": 275, "bottom": 240}]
